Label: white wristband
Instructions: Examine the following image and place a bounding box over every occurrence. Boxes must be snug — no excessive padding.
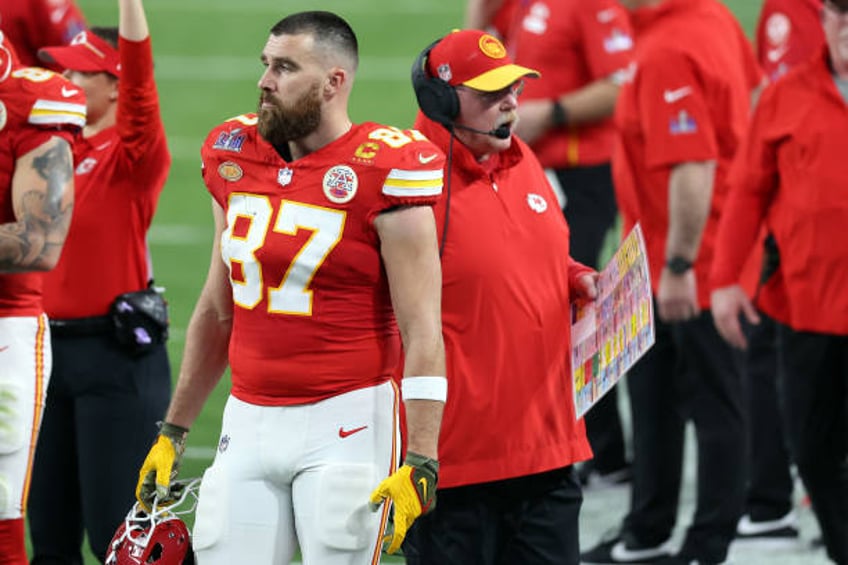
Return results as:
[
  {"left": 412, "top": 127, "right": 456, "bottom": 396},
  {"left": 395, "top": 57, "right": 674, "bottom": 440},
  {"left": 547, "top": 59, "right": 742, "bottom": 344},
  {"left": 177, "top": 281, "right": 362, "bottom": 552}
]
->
[{"left": 402, "top": 376, "right": 448, "bottom": 402}]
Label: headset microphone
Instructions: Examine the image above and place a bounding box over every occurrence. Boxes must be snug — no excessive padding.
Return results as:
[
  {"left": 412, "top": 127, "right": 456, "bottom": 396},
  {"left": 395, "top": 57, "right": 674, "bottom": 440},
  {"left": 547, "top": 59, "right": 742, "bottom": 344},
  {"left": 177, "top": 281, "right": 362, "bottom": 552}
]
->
[{"left": 452, "top": 123, "right": 512, "bottom": 140}]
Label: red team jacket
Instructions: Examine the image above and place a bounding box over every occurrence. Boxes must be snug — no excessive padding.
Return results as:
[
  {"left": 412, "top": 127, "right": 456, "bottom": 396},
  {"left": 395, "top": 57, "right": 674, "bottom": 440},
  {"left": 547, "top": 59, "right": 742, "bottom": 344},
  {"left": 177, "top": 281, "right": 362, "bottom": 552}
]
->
[
  {"left": 506, "top": 0, "right": 634, "bottom": 168},
  {"left": 0, "top": 0, "right": 86, "bottom": 67},
  {"left": 414, "top": 112, "right": 593, "bottom": 488},
  {"left": 0, "top": 38, "right": 85, "bottom": 316},
  {"left": 201, "top": 119, "right": 444, "bottom": 406},
  {"left": 712, "top": 48, "right": 848, "bottom": 335},
  {"left": 613, "top": 0, "right": 762, "bottom": 309},
  {"left": 43, "top": 37, "right": 171, "bottom": 319}
]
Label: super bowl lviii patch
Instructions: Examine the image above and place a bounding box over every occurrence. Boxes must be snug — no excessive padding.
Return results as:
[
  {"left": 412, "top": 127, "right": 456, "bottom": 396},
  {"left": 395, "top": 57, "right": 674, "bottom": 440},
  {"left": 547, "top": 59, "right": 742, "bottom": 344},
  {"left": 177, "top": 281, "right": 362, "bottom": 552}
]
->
[
  {"left": 669, "top": 110, "right": 697, "bottom": 135},
  {"left": 212, "top": 129, "right": 246, "bottom": 152}
]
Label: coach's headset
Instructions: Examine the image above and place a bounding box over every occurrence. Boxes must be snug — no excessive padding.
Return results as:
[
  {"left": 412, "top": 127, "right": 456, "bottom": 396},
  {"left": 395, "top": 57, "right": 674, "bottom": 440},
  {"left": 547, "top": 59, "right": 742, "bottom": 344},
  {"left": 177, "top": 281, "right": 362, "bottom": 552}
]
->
[
  {"left": 410, "top": 37, "right": 512, "bottom": 255},
  {"left": 411, "top": 37, "right": 511, "bottom": 139}
]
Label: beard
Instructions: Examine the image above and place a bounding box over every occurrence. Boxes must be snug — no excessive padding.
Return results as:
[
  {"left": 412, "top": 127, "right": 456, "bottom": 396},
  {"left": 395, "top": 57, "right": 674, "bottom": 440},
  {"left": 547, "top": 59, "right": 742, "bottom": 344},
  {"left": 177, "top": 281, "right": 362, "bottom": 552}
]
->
[{"left": 257, "top": 82, "right": 322, "bottom": 146}]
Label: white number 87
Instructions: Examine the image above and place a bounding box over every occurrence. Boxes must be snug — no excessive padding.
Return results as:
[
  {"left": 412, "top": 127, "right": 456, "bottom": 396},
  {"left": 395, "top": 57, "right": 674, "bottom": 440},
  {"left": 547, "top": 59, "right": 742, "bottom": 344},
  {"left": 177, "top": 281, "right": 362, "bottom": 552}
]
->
[{"left": 221, "top": 194, "right": 346, "bottom": 315}]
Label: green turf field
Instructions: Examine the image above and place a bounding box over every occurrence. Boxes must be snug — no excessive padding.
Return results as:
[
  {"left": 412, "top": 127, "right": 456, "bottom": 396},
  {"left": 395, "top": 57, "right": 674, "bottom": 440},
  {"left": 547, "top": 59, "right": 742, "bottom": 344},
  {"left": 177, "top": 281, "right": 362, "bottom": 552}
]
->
[{"left": 56, "top": 0, "right": 759, "bottom": 562}]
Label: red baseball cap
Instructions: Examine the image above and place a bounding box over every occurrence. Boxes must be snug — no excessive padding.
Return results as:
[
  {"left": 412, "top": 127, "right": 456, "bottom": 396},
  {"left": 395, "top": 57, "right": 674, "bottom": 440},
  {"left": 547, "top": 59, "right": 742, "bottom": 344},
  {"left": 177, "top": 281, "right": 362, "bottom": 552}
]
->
[
  {"left": 39, "top": 30, "right": 121, "bottom": 77},
  {"left": 427, "top": 29, "right": 539, "bottom": 91}
]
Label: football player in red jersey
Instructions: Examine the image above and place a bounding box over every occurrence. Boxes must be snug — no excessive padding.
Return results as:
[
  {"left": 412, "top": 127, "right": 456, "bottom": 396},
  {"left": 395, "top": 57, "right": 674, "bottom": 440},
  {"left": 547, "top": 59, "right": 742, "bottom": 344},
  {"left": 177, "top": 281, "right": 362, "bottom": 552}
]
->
[
  {"left": 136, "top": 11, "right": 446, "bottom": 565},
  {"left": 0, "top": 0, "right": 87, "bottom": 67},
  {"left": 0, "top": 31, "right": 84, "bottom": 565},
  {"left": 27, "top": 0, "right": 173, "bottom": 563}
]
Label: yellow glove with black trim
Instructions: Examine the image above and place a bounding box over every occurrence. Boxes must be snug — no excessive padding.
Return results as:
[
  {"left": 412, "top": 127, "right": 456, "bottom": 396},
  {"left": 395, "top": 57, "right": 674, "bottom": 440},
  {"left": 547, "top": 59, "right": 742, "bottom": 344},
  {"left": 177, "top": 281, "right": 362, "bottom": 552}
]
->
[
  {"left": 368, "top": 451, "right": 438, "bottom": 554},
  {"left": 135, "top": 421, "right": 189, "bottom": 510}
]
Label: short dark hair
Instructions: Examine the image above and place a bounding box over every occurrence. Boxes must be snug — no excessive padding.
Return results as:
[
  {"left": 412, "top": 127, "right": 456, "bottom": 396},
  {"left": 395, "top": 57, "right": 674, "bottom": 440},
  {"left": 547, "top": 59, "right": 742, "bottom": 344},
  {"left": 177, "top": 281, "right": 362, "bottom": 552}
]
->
[
  {"left": 90, "top": 26, "right": 119, "bottom": 49},
  {"left": 270, "top": 11, "right": 358, "bottom": 69}
]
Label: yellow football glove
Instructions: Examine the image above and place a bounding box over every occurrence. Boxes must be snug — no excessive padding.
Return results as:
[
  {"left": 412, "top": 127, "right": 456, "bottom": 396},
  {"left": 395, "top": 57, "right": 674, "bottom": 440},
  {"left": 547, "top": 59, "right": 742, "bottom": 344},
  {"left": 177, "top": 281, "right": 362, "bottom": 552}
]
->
[
  {"left": 135, "top": 422, "right": 189, "bottom": 511},
  {"left": 368, "top": 451, "right": 438, "bottom": 554}
]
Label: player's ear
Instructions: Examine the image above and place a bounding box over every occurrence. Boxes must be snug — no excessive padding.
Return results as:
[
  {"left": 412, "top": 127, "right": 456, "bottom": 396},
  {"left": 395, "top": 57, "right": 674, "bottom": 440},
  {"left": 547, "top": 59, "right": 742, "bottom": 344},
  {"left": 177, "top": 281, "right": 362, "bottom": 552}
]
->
[{"left": 324, "top": 67, "right": 348, "bottom": 98}]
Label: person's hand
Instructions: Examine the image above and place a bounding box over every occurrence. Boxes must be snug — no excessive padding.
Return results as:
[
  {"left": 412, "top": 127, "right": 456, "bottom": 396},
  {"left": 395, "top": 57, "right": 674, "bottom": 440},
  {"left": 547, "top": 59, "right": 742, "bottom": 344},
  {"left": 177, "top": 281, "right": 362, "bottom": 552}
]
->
[
  {"left": 368, "top": 452, "right": 438, "bottom": 554},
  {"left": 574, "top": 272, "right": 599, "bottom": 301},
  {"left": 711, "top": 284, "right": 760, "bottom": 349},
  {"left": 657, "top": 268, "right": 699, "bottom": 322},
  {"left": 136, "top": 422, "right": 189, "bottom": 510}
]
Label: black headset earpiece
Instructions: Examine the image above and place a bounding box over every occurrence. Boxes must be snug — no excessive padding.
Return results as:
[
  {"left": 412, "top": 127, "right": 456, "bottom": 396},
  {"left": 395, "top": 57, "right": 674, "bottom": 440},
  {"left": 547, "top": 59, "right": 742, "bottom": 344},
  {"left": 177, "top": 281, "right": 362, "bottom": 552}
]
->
[{"left": 411, "top": 37, "right": 460, "bottom": 129}]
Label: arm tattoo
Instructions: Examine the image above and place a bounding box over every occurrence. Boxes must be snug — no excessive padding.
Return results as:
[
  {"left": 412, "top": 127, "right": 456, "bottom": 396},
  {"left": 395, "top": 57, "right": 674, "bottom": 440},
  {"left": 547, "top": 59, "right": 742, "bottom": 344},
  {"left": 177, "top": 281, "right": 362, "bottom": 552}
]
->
[
  {"left": 0, "top": 139, "right": 74, "bottom": 272},
  {"left": 33, "top": 141, "right": 73, "bottom": 219}
]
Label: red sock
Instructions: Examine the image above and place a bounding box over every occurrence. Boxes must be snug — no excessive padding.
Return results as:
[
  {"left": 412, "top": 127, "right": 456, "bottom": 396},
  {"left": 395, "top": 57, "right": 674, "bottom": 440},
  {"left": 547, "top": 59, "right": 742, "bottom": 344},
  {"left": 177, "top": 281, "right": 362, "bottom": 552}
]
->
[{"left": 0, "top": 518, "right": 27, "bottom": 565}]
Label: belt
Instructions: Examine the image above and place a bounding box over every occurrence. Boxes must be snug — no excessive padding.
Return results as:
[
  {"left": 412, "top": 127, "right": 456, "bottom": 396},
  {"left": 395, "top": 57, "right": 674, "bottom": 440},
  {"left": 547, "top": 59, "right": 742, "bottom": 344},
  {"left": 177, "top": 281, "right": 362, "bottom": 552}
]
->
[{"left": 49, "top": 315, "right": 112, "bottom": 337}]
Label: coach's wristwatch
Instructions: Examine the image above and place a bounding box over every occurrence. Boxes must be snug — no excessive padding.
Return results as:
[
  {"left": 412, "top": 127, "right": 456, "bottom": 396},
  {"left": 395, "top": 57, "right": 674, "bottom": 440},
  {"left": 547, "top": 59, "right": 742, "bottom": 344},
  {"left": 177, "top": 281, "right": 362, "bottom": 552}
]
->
[{"left": 665, "top": 256, "right": 694, "bottom": 274}]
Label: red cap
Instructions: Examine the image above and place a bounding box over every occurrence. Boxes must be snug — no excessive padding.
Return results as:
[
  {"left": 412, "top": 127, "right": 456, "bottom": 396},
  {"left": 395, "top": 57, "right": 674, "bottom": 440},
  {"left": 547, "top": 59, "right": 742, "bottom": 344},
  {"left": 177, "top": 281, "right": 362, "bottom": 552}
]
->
[
  {"left": 428, "top": 29, "right": 539, "bottom": 91},
  {"left": 39, "top": 30, "right": 121, "bottom": 77}
]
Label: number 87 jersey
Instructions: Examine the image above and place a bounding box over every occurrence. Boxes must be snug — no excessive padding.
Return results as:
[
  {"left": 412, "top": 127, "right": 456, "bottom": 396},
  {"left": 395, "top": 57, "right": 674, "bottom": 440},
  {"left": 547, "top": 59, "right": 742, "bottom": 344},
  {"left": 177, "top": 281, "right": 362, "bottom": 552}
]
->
[{"left": 200, "top": 116, "right": 445, "bottom": 407}]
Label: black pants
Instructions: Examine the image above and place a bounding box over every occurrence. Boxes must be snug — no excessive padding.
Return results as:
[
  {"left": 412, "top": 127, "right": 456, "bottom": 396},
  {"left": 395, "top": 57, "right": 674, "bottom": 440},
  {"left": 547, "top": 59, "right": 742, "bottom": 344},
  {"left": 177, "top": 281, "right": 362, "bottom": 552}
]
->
[
  {"left": 776, "top": 325, "right": 848, "bottom": 564},
  {"left": 744, "top": 314, "right": 794, "bottom": 521},
  {"left": 28, "top": 332, "right": 171, "bottom": 564},
  {"left": 552, "top": 164, "right": 626, "bottom": 473},
  {"left": 403, "top": 467, "right": 582, "bottom": 565},
  {"left": 623, "top": 310, "right": 746, "bottom": 563}
]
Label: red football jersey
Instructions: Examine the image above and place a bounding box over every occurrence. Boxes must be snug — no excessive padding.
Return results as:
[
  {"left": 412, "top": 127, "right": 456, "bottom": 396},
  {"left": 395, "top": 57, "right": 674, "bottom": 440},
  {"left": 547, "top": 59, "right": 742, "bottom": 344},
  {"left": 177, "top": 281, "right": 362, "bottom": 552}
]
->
[
  {"left": 0, "top": 42, "right": 85, "bottom": 316},
  {"left": 0, "top": 0, "right": 87, "bottom": 67},
  {"left": 43, "top": 37, "right": 170, "bottom": 319},
  {"left": 201, "top": 119, "right": 444, "bottom": 406},
  {"left": 613, "top": 0, "right": 762, "bottom": 308},
  {"left": 506, "top": 0, "right": 634, "bottom": 167},
  {"left": 756, "top": 0, "right": 824, "bottom": 81}
]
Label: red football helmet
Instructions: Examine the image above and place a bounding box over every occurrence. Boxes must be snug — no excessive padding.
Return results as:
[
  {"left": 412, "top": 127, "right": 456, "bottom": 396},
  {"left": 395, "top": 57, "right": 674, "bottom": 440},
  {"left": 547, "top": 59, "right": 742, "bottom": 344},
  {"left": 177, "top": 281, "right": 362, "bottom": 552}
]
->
[{"left": 106, "top": 478, "right": 200, "bottom": 565}]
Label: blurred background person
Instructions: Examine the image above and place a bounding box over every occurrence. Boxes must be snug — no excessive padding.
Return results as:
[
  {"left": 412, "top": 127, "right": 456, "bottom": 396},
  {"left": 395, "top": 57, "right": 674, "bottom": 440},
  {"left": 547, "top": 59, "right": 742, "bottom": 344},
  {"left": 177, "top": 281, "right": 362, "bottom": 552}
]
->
[
  {"left": 711, "top": 1, "right": 848, "bottom": 562},
  {"left": 0, "top": 31, "right": 83, "bottom": 565},
  {"left": 729, "top": 0, "right": 827, "bottom": 550},
  {"left": 27, "top": 0, "right": 173, "bottom": 562},
  {"left": 0, "top": 0, "right": 86, "bottom": 67},
  {"left": 464, "top": 0, "right": 518, "bottom": 38},
  {"left": 402, "top": 29, "right": 598, "bottom": 564},
  {"left": 581, "top": 0, "right": 763, "bottom": 562}
]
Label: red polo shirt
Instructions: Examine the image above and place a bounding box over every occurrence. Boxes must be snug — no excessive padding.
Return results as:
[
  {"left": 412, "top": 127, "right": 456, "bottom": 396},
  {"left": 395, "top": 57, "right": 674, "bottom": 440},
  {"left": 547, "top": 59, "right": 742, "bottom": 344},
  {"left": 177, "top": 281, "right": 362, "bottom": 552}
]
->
[
  {"left": 613, "top": 0, "right": 761, "bottom": 308},
  {"left": 507, "top": 0, "right": 634, "bottom": 168},
  {"left": 712, "top": 49, "right": 848, "bottom": 334},
  {"left": 413, "top": 112, "right": 593, "bottom": 488},
  {"left": 43, "top": 37, "right": 170, "bottom": 318}
]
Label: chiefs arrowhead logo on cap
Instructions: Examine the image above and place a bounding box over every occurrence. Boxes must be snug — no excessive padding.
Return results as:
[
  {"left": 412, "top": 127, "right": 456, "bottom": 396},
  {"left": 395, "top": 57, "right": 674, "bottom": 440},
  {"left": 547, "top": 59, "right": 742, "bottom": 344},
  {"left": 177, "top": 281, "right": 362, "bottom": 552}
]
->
[{"left": 478, "top": 34, "right": 507, "bottom": 59}]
